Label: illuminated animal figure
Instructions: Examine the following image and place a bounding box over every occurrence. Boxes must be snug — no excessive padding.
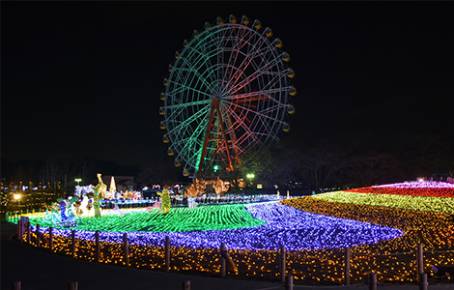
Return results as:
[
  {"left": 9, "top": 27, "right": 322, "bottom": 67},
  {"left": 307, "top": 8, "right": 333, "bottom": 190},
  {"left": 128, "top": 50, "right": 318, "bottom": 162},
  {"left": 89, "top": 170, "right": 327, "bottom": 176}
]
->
[{"left": 93, "top": 173, "right": 107, "bottom": 217}]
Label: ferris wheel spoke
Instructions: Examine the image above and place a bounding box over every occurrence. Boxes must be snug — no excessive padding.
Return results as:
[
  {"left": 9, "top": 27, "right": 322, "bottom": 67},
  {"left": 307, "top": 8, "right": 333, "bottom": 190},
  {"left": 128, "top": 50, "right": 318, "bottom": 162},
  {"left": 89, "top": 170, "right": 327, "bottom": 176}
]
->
[
  {"left": 235, "top": 130, "right": 258, "bottom": 151},
  {"left": 227, "top": 61, "right": 282, "bottom": 97},
  {"left": 260, "top": 71, "right": 288, "bottom": 92},
  {"left": 222, "top": 118, "right": 246, "bottom": 157},
  {"left": 176, "top": 38, "right": 228, "bottom": 89},
  {"left": 164, "top": 99, "right": 211, "bottom": 110},
  {"left": 255, "top": 132, "right": 279, "bottom": 141},
  {"left": 227, "top": 107, "right": 261, "bottom": 146},
  {"left": 258, "top": 104, "right": 283, "bottom": 116},
  {"left": 249, "top": 73, "right": 290, "bottom": 106},
  {"left": 171, "top": 66, "right": 215, "bottom": 85},
  {"left": 167, "top": 107, "right": 209, "bottom": 133},
  {"left": 228, "top": 88, "right": 291, "bottom": 106},
  {"left": 221, "top": 108, "right": 241, "bottom": 164},
  {"left": 167, "top": 79, "right": 213, "bottom": 98},
  {"left": 229, "top": 37, "right": 282, "bottom": 85},
  {"left": 222, "top": 36, "right": 272, "bottom": 93},
  {"left": 226, "top": 56, "right": 283, "bottom": 96},
  {"left": 215, "top": 27, "right": 231, "bottom": 91},
  {"left": 182, "top": 42, "right": 224, "bottom": 71},
  {"left": 225, "top": 87, "right": 287, "bottom": 102},
  {"left": 164, "top": 102, "right": 209, "bottom": 122},
  {"left": 184, "top": 27, "right": 232, "bottom": 88},
  {"left": 198, "top": 35, "right": 221, "bottom": 84},
  {"left": 252, "top": 111, "right": 276, "bottom": 138},
  {"left": 166, "top": 105, "right": 210, "bottom": 135},
  {"left": 173, "top": 117, "right": 208, "bottom": 162},
  {"left": 246, "top": 35, "right": 276, "bottom": 62},
  {"left": 171, "top": 116, "right": 207, "bottom": 147},
  {"left": 222, "top": 30, "right": 254, "bottom": 93},
  {"left": 224, "top": 100, "right": 287, "bottom": 126},
  {"left": 177, "top": 53, "right": 219, "bottom": 91}
]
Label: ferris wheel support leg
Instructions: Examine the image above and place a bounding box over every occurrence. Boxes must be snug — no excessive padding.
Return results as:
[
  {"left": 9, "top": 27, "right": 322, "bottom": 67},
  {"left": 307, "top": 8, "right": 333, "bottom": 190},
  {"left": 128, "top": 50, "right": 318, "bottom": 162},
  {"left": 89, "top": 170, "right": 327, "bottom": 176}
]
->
[
  {"left": 224, "top": 113, "right": 241, "bottom": 166},
  {"left": 216, "top": 105, "right": 234, "bottom": 172},
  {"left": 198, "top": 99, "right": 218, "bottom": 175}
]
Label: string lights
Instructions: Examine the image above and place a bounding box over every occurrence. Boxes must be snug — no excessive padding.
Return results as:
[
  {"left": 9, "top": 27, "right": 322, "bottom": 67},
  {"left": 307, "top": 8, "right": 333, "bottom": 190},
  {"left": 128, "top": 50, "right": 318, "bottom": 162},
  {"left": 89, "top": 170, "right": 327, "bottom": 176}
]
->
[
  {"left": 314, "top": 191, "right": 454, "bottom": 214},
  {"left": 11, "top": 181, "right": 454, "bottom": 284},
  {"left": 25, "top": 202, "right": 401, "bottom": 251},
  {"left": 347, "top": 181, "right": 454, "bottom": 198}
]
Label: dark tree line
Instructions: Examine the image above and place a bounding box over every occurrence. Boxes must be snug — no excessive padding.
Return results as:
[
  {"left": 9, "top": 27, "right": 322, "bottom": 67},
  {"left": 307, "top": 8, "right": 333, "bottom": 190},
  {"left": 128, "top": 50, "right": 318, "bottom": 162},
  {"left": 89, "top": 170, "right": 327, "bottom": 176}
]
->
[
  {"left": 237, "top": 133, "right": 453, "bottom": 190},
  {"left": 2, "top": 133, "right": 453, "bottom": 191}
]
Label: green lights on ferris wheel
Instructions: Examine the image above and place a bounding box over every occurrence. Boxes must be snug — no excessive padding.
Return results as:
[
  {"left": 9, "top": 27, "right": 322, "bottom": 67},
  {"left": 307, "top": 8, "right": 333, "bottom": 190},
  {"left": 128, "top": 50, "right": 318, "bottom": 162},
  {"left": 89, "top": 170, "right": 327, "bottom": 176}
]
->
[{"left": 160, "top": 15, "right": 295, "bottom": 177}]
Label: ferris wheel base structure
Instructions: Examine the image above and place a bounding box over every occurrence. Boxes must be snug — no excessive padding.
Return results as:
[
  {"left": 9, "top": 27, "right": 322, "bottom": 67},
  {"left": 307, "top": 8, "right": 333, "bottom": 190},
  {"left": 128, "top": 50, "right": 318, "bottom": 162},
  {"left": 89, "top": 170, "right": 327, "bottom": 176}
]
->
[{"left": 160, "top": 15, "right": 296, "bottom": 178}]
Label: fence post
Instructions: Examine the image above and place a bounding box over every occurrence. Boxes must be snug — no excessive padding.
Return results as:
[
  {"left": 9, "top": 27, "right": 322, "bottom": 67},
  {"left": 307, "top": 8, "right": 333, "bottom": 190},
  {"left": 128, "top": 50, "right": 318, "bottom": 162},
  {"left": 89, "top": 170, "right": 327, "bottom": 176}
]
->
[
  {"left": 48, "top": 227, "right": 53, "bottom": 250},
  {"left": 220, "top": 243, "right": 227, "bottom": 277},
  {"left": 26, "top": 221, "right": 31, "bottom": 244},
  {"left": 182, "top": 280, "right": 191, "bottom": 290},
  {"left": 344, "top": 248, "right": 351, "bottom": 286},
  {"left": 368, "top": 272, "right": 377, "bottom": 290},
  {"left": 417, "top": 243, "right": 424, "bottom": 281},
  {"left": 35, "top": 224, "right": 41, "bottom": 247},
  {"left": 13, "top": 281, "right": 21, "bottom": 290},
  {"left": 419, "top": 273, "right": 428, "bottom": 290},
  {"left": 19, "top": 217, "right": 30, "bottom": 240},
  {"left": 70, "top": 230, "right": 76, "bottom": 257},
  {"left": 280, "top": 245, "right": 286, "bottom": 283},
  {"left": 68, "top": 281, "right": 78, "bottom": 290},
  {"left": 286, "top": 274, "right": 293, "bottom": 290},
  {"left": 164, "top": 236, "right": 170, "bottom": 271},
  {"left": 95, "top": 231, "right": 100, "bottom": 262},
  {"left": 17, "top": 217, "right": 24, "bottom": 239},
  {"left": 122, "top": 233, "right": 129, "bottom": 266}
]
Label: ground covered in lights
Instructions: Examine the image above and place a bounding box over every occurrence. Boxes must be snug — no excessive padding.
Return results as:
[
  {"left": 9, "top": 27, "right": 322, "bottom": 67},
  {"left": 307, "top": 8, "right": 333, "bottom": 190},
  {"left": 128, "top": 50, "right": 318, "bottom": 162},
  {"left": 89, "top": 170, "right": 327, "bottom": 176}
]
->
[
  {"left": 29, "top": 204, "right": 265, "bottom": 233},
  {"left": 13, "top": 180, "right": 454, "bottom": 284},
  {"left": 26, "top": 202, "right": 402, "bottom": 250}
]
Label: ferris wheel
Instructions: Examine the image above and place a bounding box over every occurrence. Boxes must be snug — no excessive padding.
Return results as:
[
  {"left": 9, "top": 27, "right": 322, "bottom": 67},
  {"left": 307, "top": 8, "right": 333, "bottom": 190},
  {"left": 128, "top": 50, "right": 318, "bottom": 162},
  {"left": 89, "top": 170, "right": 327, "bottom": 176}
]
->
[{"left": 160, "top": 15, "right": 296, "bottom": 177}]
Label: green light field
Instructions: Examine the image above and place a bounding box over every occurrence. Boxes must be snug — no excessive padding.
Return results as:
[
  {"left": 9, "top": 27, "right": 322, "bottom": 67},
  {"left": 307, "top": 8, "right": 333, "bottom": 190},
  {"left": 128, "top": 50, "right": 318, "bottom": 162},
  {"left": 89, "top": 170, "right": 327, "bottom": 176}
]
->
[{"left": 28, "top": 204, "right": 265, "bottom": 232}]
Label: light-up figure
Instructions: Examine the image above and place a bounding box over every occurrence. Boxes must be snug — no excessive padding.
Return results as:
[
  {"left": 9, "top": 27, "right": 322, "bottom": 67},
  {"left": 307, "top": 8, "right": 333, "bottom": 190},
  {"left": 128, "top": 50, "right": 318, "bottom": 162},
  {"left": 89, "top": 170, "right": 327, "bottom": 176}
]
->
[
  {"left": 93, "top": 173, "right": 107, "bottom": 217},
  {"left": 59, "top": 199, "right": 68, "bottom": 221},
  {"left": 213, "top": 177, "right": 230, "bottom": 196},
  {"left": 157, "top": 186, "right": 171, "bottom": 214},
  {"left": 43, "top": 203, "right": 60, "bottom": 225},
  {"left": 62, "top": 197, "right": 78, "bottom": 226}
]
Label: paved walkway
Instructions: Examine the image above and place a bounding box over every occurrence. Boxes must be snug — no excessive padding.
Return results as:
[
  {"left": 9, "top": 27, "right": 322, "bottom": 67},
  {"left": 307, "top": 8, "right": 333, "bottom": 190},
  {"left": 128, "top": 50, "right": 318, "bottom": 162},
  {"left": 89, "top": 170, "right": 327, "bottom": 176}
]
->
[{"left": 1, "top": 222, "right": 452, "bottom": 290}]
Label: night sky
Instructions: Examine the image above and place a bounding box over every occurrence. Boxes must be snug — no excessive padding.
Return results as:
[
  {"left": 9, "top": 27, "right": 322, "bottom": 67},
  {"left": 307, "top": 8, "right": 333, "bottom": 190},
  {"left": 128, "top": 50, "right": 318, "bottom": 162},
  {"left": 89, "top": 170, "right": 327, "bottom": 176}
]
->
[{"left": 2, "top": 2, "right": 454, "bottom": 176}]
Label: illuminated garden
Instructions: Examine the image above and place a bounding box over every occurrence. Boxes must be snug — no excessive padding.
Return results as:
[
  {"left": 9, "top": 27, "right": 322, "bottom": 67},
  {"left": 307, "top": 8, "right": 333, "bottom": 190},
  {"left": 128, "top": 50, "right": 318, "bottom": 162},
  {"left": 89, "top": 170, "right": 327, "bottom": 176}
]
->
[
  {"left": 4, "top": 12, "right": 454, "bottom": 288},
  {"left": 8, "top": 180, "right": 454, "bottom": 284}
]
